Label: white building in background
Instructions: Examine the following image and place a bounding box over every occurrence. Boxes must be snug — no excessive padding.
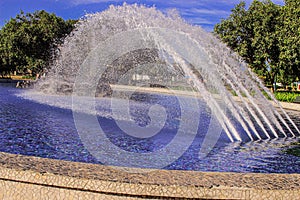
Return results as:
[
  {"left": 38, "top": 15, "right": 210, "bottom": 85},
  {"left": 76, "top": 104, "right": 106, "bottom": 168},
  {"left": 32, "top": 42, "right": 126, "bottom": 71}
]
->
[{"left": 132, "top": 74, "right": 150, "bottom": 81}]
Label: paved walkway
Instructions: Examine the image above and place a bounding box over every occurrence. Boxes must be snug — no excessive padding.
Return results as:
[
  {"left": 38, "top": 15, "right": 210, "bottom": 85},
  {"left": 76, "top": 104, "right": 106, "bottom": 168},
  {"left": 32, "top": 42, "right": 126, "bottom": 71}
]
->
[{"left": 111, "top": 84, "right": 300, "bottom": 112}]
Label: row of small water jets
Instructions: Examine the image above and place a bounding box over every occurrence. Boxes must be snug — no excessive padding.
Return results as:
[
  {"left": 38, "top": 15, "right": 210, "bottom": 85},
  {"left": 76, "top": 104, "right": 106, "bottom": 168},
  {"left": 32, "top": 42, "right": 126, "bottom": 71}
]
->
[{"left": 34, "top": 4, "right": 299, "bottom": 142}]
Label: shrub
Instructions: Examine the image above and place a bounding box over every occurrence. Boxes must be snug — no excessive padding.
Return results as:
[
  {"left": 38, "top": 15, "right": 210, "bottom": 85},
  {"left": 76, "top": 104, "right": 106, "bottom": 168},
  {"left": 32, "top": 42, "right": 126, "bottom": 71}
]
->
[{"left": 274, "top": 92, "right": 300, "bottom": 102}]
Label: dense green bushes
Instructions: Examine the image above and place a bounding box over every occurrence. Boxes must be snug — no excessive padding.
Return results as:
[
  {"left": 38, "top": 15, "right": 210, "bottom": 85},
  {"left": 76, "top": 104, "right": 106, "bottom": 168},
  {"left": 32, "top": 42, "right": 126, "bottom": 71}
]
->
[{"left": 274, "top": 91, "right": 300, "bottom": 102}]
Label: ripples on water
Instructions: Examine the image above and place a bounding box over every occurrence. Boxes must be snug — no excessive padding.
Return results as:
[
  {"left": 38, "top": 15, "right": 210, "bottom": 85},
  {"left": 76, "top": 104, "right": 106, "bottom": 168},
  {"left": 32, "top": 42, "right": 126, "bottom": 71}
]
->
[{"left": 0, "top": 86, "right": 299, "bottom": 173}]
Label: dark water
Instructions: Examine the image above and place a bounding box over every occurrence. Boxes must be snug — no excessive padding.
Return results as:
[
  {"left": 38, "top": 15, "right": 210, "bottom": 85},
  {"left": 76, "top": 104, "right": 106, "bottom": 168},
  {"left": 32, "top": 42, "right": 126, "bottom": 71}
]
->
[{"left": 0, "top": 85, "right": 299, "bottom": 173}]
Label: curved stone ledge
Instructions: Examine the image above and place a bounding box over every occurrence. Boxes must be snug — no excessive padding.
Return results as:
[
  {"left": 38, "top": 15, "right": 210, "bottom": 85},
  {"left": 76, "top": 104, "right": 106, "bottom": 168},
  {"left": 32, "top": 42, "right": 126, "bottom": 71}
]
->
[{"left": 0, "top": 152, "right": 299, "bottom": 199}]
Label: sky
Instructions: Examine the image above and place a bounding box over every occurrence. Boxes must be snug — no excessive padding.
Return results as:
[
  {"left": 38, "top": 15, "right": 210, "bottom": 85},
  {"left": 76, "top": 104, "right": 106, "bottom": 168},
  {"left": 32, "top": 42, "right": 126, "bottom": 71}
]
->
[{"left": 0, "top": 0, "right": 285, "bottom": 31}]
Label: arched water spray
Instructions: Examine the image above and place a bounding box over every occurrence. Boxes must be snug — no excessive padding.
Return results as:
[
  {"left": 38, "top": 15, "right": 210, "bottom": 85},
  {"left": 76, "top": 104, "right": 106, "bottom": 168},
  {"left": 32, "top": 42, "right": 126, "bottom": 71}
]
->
[{"left": 35, "top": 3, "right": 299, "bottom": 148}]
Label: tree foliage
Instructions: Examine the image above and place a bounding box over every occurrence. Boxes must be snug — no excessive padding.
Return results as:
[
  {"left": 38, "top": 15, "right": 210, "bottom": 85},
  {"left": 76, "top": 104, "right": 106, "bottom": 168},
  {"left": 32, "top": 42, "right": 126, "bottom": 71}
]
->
[
  {"left": 214, "top": 0, "right": 300, "bottom": 88},
  {"left": 278, "top": 0, "right": 300, "bottom": 84},
  {"left": 0, "top": 10, "right": 76, "bottom": 77}
]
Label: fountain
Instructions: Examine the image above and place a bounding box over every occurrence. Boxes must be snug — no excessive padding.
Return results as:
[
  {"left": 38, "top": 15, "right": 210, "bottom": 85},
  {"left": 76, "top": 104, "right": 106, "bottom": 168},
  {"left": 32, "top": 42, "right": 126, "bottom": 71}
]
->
[
  {"left": 1, "top": 4, "right": 299, "bottom": 172},
  {"left": 1, "top": 4, "right": 300, "bottom": 199}
]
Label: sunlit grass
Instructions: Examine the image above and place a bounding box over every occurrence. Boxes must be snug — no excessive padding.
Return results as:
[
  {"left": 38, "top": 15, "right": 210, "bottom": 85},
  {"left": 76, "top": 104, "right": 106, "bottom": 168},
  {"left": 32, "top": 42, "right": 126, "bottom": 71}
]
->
[{"left": 274, "top": 92, "right": 300, "bottom": 103}]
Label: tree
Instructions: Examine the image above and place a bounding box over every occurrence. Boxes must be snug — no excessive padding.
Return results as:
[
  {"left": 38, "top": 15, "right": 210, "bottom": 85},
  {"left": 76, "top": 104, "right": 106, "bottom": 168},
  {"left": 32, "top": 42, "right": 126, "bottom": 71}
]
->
[
  {"left": 248, "top": 0, "right": 281, "bottom": 88},
  {"left": 214, "top": 0, "right": 300, "bottom": 90},
  {"left": 214, "top": 2, "right": 253, "bottom": 61},
  {"left": 0, "top": 10, "right": 77, "bottom": 76},
  {"left": 278, "top": 0, "right": 300, "bottom": 83}
]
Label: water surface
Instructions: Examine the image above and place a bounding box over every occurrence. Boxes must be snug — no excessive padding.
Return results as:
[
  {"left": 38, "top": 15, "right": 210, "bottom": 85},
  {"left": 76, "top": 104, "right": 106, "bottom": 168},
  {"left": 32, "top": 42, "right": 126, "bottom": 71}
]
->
[{"left": 0, "top": 86, "right": 299, "bottom": 173}]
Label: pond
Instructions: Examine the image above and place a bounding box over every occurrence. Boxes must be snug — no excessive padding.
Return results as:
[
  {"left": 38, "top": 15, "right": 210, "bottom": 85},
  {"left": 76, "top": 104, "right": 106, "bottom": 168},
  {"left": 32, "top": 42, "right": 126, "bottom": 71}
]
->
[{"left": 0, "top": 85, "right": 299, "bottom": 173}]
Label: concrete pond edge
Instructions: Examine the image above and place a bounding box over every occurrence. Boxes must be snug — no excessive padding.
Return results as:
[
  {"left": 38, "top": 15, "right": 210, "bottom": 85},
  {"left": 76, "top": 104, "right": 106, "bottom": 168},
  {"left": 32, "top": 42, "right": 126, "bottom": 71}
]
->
[{"left": 0, "top": 152, "right": 299, "bottom": 199}]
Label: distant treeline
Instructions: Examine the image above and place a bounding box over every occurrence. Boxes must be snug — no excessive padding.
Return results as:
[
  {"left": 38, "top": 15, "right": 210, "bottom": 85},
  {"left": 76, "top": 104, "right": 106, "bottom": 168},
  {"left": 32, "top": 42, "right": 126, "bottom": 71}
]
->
[{"left": 214, "top": 0, "right": 300, "bottom": 88}]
